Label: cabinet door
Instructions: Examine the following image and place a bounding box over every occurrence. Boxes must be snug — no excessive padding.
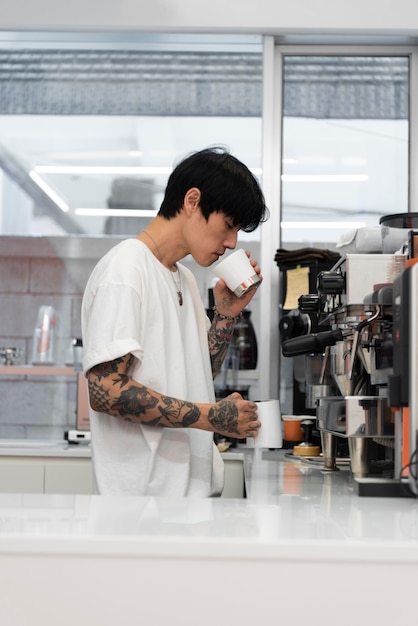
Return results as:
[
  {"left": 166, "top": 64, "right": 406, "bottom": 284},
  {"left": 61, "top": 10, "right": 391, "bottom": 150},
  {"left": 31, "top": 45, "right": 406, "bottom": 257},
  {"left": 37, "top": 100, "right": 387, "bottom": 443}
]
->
[
  {"left": 221, "top": 459, "right": 245, "bottom": 498},
  {"left": 0, "top": 459, "right": 44, "bottom": 493},
  {"left": 44, "top": 459, "right": 93, "bottom": 494}
]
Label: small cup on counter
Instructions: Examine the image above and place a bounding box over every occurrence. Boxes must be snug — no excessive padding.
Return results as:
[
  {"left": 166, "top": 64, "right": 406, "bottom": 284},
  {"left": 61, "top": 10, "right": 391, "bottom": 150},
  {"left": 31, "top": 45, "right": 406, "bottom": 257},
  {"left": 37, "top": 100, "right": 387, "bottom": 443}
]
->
[{"left": 282, "top": 415, "right": 304, "bottom": 443}]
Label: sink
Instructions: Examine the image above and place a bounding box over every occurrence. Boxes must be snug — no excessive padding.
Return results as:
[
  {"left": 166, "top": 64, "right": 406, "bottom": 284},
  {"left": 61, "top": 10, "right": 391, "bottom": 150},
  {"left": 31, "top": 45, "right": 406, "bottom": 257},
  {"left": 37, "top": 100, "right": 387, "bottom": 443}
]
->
[{"left": 0, "top": 439, "right": 69, "bottom": 449}]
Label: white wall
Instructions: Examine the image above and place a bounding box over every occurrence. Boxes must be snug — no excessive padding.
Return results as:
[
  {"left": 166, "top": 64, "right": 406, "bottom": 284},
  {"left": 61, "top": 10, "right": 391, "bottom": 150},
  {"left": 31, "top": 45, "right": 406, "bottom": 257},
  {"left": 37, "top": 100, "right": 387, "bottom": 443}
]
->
[{"left": 0, "top": 0, "right": 417, "bottom": 38}]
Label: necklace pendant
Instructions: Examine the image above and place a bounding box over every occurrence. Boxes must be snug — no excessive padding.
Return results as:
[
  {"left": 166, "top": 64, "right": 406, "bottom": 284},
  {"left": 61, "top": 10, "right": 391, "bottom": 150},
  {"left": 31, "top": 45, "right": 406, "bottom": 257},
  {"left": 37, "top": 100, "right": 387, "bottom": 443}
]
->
[{"left": 177, "top": 291, "right": 183, "bottom": 306}]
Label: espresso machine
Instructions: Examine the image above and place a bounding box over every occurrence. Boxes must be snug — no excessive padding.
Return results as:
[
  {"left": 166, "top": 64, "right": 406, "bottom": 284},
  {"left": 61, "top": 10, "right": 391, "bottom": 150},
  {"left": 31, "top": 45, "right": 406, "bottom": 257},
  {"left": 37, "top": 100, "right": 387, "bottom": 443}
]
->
[{"left": 281, "top": 244, "right": 418, "bottom": 497}]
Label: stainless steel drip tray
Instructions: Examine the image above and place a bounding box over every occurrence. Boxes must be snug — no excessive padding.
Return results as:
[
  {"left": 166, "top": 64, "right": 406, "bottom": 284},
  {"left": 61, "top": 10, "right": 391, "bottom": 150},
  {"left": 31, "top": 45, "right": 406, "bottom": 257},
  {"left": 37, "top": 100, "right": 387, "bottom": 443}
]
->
[
  {"left": 285, "top": 452, "right": 350, "bottom": 470},
  {"left": 0, "top": 439, "right": 69, "bottom": 450},
  {"left": 317, "top": 396, "right": 394, "bottom": 438}
]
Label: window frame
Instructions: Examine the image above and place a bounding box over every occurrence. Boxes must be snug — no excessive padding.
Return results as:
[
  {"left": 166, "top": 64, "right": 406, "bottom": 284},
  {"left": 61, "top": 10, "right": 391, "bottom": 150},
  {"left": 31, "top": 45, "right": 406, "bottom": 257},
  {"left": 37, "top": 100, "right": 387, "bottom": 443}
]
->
[{"left": 260, "top": 40, "right": 418, "bottom": 400}]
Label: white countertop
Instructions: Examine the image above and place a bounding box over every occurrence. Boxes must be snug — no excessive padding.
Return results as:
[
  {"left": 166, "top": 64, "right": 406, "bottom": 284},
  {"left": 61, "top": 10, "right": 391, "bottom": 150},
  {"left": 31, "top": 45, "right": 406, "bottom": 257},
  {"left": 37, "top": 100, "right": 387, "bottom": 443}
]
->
[
  {"left": 0, "top": 448, "right": 417, "bottom": 562},
  {"left": 1, "top": 447, "right": 417, "bottom": 626}
]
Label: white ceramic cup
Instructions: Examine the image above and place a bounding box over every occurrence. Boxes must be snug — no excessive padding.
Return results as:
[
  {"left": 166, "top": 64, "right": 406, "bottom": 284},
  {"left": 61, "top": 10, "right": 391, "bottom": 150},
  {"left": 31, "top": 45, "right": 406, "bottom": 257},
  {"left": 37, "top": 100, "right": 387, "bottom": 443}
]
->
[
  {"left": 213, "top": 248, "right": 261, "bottom": 297},
  {"left": 253, "top": 400, "right": 282, "bottom": 449}
]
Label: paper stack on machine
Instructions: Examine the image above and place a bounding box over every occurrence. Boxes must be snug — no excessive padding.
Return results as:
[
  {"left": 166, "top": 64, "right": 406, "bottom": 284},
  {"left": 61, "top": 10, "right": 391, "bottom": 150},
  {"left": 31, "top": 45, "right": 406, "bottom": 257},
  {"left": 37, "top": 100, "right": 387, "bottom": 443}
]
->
[
  {"left": 337, "top": 214, "right": 418, "bottom": 255},
  {"left": 336, "top": 227, "right": 382, "bottom": 253},
  {"left": 336, "top": 225, "right": 410, "bottom": 254}
]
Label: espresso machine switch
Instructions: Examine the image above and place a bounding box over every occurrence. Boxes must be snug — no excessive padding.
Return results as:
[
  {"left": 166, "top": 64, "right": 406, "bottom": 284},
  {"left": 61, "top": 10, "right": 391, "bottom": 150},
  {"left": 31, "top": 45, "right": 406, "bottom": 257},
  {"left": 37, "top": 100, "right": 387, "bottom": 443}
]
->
[
  {"left": 279, "top": 309, "right": 312, "bottom": 340},
  {"left": 298, "top": 294, "right": 323, "bottom": 313},
  {"left": 317, "top": 270, "right": 345, "bottom": 295}
]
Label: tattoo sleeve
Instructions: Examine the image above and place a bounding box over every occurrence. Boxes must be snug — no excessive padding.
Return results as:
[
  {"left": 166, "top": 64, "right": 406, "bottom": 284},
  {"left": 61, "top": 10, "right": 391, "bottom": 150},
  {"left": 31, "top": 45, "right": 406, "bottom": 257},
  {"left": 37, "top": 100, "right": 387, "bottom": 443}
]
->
[
  {"left": 87, "top": 355, "right": 200, "bottom": 428},
  {"left": 208, "top": 316, "right": 236, "bottom": 379}
]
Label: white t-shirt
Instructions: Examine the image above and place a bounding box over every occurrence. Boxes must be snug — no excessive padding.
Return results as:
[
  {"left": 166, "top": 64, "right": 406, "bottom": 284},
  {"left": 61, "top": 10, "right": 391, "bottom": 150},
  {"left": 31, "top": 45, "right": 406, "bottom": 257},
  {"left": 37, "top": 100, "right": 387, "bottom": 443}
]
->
[{"left": 81, "top": 238, "right": 224, "bottom": 496}]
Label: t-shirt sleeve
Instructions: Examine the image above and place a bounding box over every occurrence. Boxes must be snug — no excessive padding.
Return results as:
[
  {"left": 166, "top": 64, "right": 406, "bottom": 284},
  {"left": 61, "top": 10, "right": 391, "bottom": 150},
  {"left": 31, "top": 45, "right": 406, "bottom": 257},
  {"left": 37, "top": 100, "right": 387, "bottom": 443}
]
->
[{"left": 82, "top": 283, "right": 144, "bottom": 375}]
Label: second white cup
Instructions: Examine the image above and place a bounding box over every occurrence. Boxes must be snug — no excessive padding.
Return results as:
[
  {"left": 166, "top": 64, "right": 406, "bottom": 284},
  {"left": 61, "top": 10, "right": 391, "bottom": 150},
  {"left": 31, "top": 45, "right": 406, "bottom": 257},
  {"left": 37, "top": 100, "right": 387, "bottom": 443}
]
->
[
  {"left": 213, "top": 248, "right": 260, "bottom": 297},
  {"left": 253, "top": 400, "right": 283, "bottom": 449}
]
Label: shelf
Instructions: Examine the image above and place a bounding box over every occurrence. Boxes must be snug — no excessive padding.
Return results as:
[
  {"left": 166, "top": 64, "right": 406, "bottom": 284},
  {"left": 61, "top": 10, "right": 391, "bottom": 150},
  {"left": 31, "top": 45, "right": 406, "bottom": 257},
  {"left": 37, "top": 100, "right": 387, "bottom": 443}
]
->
[
  {"left": 0, "top": 365, "right": 77, "bottom": 377},
  {"left": 234, "top": 369, "right": 259, "bottom": 381}
]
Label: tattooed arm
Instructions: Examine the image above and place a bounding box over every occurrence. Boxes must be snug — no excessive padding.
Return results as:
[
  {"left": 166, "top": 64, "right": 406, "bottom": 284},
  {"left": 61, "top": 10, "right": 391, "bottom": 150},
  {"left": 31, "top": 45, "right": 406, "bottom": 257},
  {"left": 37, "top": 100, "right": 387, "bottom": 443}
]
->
[
  {"left": 86, "top": 353, "right": 260, "bottom": 439},
  {"left": 208, "top": 310, "right": 238, "bottom": 379},
  {"left": 209, "top": 253, "right": 262, "bottom": 378}
]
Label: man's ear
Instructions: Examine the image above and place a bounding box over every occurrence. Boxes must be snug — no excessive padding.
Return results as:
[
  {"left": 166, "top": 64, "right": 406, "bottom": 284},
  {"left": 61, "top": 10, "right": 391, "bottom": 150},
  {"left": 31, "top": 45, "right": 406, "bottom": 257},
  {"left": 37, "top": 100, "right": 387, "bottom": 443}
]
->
[{"left": 184, "top": 187, "right": 201, "bottom": 212}]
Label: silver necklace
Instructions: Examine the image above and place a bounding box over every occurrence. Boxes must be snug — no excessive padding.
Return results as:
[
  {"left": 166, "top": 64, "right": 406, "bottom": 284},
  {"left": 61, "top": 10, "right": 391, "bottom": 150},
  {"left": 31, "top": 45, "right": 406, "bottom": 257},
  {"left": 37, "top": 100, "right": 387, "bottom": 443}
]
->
[{"left": 143, "top": 230, "right": 183, "bottom": 306}]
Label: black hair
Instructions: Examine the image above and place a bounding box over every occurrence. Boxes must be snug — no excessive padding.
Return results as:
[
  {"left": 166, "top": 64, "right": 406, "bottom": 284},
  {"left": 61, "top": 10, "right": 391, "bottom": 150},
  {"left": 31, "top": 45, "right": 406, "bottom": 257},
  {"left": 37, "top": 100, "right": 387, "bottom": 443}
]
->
[{"left": 158, "top": 146, "right": 269, "bottom": 232}]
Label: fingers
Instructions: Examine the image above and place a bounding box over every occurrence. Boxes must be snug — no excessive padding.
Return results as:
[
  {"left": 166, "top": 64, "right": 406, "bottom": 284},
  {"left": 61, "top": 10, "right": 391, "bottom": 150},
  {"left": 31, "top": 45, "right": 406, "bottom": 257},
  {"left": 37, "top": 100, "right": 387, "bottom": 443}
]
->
[
  {"left": 245, "top": 419, "right": 262, "bottom": 438},
  {"left": 224, "top": 391, "right": 243, "bottom": 401},
  {"left": 214, "top": 277, "right": 227, "bottom": 291},
  {"left": 245, "top": 251, "right": 261, "bottom": 273},
  {"left": 223, "top": 395, "right": 257, "bottom": 413},
  {"left": 242, "top": 402, "right": 261, "bottom": 437}
]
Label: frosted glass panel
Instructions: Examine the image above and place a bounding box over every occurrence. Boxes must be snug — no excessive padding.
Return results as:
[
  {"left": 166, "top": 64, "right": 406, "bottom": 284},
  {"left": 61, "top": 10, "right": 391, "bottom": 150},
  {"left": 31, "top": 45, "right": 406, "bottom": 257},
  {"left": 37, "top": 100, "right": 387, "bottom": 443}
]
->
[
  {"left": 281, "top": 56, "right": 409, "bottom": 246},
  {"left": 0, "top": 35, "right": 263, "bottom": 236}
]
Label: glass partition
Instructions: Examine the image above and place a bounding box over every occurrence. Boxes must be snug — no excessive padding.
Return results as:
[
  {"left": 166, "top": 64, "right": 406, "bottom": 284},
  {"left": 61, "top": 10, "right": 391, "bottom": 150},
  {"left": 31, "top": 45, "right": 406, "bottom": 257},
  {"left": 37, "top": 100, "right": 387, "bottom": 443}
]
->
[
  {"left": 281, "top": 55, "right": 409, "bottom": 246},
  {"left": 0, "top": 33, "right": 263, "bottom": 237}
]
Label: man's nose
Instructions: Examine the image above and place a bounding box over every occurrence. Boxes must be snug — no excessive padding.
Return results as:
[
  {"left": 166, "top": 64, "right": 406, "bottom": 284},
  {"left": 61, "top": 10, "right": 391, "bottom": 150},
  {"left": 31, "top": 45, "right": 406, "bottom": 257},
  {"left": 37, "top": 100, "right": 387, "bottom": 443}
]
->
[{"left": 224, "top": 231, "right": 238, "bottom": 249}]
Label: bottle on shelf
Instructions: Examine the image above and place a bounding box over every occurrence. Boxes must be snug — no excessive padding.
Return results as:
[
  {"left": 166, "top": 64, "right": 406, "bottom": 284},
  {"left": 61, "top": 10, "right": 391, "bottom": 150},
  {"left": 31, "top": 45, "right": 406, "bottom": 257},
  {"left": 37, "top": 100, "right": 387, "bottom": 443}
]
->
[
  {"left": 232, "top": 309, "right": 258, "bottom": 370},
  {"left": 31, "top": 305, "right": 56, "bottom": 365}
]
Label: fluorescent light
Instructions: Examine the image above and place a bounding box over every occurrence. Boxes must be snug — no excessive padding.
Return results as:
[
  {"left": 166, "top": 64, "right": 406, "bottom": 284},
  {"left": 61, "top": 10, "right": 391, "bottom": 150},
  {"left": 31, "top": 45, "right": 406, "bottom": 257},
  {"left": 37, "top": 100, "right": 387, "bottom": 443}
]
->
[
  {"left": 29, "top": 163, "right": 263, "bottom": 218},
  {"left": 33, "top": 165, "right": 173, "bottom": 175},
  {"left": 46, "top": 150, "right": 143, "bottom": 159},
  {"left": 281, "top": 174, "right": 368, "bottom": 182},
  {"left": 281, "top": 221, "right": 367, "bottom": 230},
  {"left": 29, "top": 171, "right": 69, "bottom": 212},
  {"left": 75, "top": 208, "right": 157, "bottom": 217},
  {"left": 282, "top": 158, "right": 298, "bottom": 165},
  {"left": 33, "top": 165, "right": 263, "bottom": 176}
]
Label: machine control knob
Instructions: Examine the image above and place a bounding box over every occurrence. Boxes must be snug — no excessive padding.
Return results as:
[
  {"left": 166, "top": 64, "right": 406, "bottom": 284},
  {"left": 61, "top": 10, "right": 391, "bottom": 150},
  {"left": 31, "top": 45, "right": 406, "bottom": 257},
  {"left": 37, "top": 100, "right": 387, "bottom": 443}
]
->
[
  {"left": 279, "top": 310, "right": 311, "bottom": 339},
  {"left": 317, "top": 270, "right": 345, "bottom": 295},
  {"left": 298, "top": 294, "right": 322, "bottom": 313}
]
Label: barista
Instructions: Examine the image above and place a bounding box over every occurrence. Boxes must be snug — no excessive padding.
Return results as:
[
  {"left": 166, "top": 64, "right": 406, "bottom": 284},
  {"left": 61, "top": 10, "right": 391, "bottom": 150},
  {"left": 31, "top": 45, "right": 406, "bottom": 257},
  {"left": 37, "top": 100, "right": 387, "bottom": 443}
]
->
[{"left": 82, "top": 147, "right": 269, "bottom": 497}]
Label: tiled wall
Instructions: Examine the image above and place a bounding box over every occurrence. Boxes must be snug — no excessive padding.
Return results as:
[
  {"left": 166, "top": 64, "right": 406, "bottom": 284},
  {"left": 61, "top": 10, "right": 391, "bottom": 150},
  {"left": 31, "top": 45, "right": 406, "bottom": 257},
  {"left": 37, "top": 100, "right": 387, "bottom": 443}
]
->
[
  {"left": 0, "top": 235, "right": 124, "bottom": 440},
  {"left": 0, "top": 235, "right": 261, "bottom": 440}
]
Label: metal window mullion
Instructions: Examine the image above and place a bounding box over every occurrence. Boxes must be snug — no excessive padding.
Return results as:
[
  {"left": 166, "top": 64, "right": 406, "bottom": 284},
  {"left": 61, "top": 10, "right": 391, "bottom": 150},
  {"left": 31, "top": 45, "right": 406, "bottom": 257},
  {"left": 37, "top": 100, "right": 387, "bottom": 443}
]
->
[
  {"left": 408, "top": 48, "right": 418, "bottom": 213},
  {"left": 259, "top": 35, "right": 282, "bottom": 400}
]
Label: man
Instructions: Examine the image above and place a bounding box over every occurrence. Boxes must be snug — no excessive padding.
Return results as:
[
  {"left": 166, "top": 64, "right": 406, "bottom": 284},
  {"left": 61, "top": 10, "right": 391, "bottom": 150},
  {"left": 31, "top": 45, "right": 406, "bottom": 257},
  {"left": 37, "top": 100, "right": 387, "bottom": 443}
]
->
[{"left": 82, "top": 147, "right": 269, "bottom": 496}]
